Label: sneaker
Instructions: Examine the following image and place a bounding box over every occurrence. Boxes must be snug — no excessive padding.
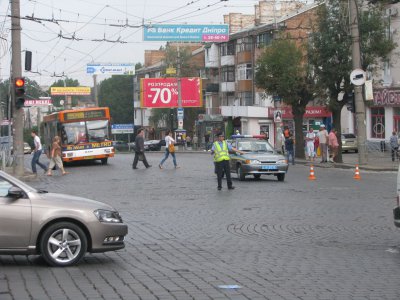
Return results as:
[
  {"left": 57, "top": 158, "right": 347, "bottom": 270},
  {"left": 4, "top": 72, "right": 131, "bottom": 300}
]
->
[
  {"left": 228, "top": 186, "right": 235, "bottom": 190},
  {"left": 175, "top": 165, "right": 180, "bottom": 169},
  {"left": 159, "top": 164, "right": 163, "bottom": 169}
]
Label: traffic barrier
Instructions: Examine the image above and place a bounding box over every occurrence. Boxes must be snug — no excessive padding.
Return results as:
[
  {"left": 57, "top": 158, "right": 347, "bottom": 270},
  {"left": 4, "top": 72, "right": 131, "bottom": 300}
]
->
[
  {"left": 308, "top": 165, "right": 316, "bottom": 180},
  {"left": 353, "top": 164, "right": 361, "bottom": 180}
]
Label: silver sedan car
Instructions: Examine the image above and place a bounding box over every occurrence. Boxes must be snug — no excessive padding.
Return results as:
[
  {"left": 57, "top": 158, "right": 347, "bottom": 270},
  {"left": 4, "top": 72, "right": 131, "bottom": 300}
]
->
[{"left": 0, "top": 171, "right": 128, "bottom": 266}]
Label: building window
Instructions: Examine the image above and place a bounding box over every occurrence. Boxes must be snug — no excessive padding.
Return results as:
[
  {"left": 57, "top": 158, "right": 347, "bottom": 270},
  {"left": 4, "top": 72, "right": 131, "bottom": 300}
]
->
[
  {"left": 236, "top": 37, "right": 252, "bottom": 53},
  {"left": 371, "top": 107, "right": 385, "bottom": 139},
  {"left": 237, "top": 63, "right": 252, "bottom": 80},
  {"left": 256, "top": 32, "right": 273, "bottom": 48},
  {"left": 237, "top": 92, "right": 253, "bottom": 106},
  {"left": 222, "top": 66, "right": 235, "bottom": 82},
  {"left": 220, "top": 41, "right": 235, "bottom": 56}
]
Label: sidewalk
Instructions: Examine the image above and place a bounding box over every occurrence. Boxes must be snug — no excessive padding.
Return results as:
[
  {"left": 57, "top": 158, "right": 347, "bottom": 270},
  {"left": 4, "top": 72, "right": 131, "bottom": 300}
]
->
[
  {"left": 170, "top": 147, "right": 399, "bottom": 172},
  {"left": 295, "top": 151, "right": 399, "bottom": 172}
]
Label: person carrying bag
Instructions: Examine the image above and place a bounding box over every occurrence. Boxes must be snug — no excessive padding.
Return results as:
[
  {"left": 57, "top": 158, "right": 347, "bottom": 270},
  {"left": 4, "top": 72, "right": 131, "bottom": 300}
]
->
[{"left": 159, "top": 130, "right": 179, "bottom": 169}]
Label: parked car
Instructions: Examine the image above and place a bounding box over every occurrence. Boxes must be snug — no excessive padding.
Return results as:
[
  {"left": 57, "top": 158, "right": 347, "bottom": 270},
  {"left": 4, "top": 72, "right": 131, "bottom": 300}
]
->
[
  {"left": 229, "top": 136, "right": 289, "bottom": 181},
  {"left": 23, "top": 142, "right": 32, "bottom": 154},
  {"left": 112, "top": 140, "right": 129, "bottom": 152},
  {"left": 341, "top": 133, "right": 358, "bottom": 153},
  {"left": 144, "top": 139, "right": 166, "bottom": 151},
  {"left": 0, "top": 171, "right": 128, "bottom": 266}
]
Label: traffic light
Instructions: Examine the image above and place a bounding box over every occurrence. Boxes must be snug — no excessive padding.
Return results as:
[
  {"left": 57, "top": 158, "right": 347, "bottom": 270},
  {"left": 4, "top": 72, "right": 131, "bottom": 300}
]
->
[
  {"left": 345, "top": 92, "right": 355, "bottom": 113},
  {"left": 14, "top": 77, "right": 25, "bottom": 109}
]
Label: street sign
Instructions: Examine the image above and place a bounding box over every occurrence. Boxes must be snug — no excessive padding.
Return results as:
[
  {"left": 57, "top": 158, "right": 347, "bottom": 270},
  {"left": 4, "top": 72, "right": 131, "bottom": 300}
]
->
[
  {"left": 177, "top": 108, "right": 184, "bottom": 119},
  {"left": 111, "top": 124, "right": 134, "bottom": 134},
  {"left": 166, "top": 67, "right": 176, "bottom": 75},
  {"left": 143, "top": 24, "right": 229, "bottom": 42},
  {"left": 86, "top": 63, "right": 135, "bottom": 75},
  {"left": 350, "top": 69, "right": 366, "bottom": 86},
  {"left": 24, "top": 99, "right": 53, "bottom": 106}
]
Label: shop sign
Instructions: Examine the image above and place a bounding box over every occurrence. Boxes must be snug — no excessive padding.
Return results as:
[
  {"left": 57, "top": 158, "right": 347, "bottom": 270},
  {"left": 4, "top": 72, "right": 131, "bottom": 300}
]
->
[
  {"left": 373, "top": 88, "right": 400, "bottom": 106},
  {"left": 268, "top": 106, "right": 331, "bottom": 119}
]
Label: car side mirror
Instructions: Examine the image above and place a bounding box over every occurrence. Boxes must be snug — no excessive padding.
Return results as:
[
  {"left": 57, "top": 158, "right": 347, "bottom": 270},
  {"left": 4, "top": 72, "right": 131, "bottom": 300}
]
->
[{"left": 8, "top": 186, "right": 24, "bottom": 199}]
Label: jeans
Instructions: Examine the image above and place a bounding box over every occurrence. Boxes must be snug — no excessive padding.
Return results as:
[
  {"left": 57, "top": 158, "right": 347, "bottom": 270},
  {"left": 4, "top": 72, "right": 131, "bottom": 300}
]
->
[
  {"left": 31, "top": 150, "right": 47, "bottom": 173},
  {"left": 160, "top": 149, "right": 177, "bottom": 167},
  {"left": 286, "top": 149, "right": 295, "bottom": 165},
  {"left": 392, "top": 147, "right": 399, "bottom": 161}
]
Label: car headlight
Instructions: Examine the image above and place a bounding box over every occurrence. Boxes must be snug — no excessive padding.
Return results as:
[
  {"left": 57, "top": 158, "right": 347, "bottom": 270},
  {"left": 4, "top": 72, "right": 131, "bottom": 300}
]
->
[
  {"left": 245, "top": 159, "right": 261, "bottom": 164},
  {"left": 277, "top": 159, "right": 287, "bottom": 164},
  {"left": 94, "top": 209, "right": 123, "bottom": 223}
]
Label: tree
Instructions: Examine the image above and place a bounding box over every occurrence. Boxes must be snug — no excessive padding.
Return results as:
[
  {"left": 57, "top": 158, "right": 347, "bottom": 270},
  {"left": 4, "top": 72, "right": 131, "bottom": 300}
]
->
[
  {"left": 255, "top": 39, "right": 315, "bottom": 158},
  {"left": 308, "top": 0, "right": 396, "bottom": 162},
  {"left": 98, "top": 75, "right": 134, "bottom": 126}
]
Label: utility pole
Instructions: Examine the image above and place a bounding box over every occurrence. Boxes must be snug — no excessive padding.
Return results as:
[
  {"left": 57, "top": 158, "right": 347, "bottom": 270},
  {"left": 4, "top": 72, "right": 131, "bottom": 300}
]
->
[
  {"left": 11, "top": 0, "right": 24, "bottom": 176},
  {"left": 349, "top": 0, "right": 368, "bottom": 164},
  {"left": 93, "top": 74, "right": 98, "bottom": 106},
  {"left": 177, "top": 45, "right": 183, "bottom": 130}
]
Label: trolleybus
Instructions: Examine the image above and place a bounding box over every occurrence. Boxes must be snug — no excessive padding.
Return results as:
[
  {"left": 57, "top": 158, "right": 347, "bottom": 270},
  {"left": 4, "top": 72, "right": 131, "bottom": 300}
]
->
[{"left": 42, "top": 107, "right": 114, "bottom": 164}]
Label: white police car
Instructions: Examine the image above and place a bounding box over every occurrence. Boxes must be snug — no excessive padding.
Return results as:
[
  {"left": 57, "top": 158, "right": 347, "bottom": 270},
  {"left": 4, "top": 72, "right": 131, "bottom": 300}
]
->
[{"left": 229, "top": 135, "right": 289, "bottom": 181}]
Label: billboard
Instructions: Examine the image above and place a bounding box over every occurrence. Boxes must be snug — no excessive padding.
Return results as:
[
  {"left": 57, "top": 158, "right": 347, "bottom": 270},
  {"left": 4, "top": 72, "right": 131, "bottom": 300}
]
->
[
  {"left": 141, "top": 77, "right": 202, "bottom": 108},
  {"left": 50, "top": 87, "right": 91, "bottom": 96},
  {"left": 143, "top": 24, "right": 229, "bottom": 42},
  {"left": 86, "top": 63, "right": 135, "bottom": 75}
]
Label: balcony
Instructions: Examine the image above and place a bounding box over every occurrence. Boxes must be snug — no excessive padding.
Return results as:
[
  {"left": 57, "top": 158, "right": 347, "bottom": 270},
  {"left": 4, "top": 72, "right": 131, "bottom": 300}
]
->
[
  {"left": 221, "top": 55, "right": 235, "bottom": 66},
  {"left": 220, "top": 82, "right": 235, "bottom": 92},
  {"left": 237, "top": 51, "right": 252, "bottom": 64},
  {"left": 237, "top": 80, "right": 253, "bottom": 92}
]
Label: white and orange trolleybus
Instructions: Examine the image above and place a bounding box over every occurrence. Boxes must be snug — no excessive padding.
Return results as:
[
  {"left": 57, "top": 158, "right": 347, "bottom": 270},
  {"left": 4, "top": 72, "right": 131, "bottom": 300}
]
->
[{"left": 43, "top": 107, "right": 114, "bottom": 164}]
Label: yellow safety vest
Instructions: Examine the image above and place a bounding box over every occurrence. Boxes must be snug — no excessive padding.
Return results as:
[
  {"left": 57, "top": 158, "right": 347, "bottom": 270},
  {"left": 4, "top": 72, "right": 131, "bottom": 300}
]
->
[{"left": 213, "top": 141, "right": 230, "bottom": 162}]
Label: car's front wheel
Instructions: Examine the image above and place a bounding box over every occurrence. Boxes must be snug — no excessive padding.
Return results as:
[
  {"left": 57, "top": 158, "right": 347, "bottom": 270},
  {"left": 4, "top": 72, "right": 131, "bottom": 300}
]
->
[
  {"left": 40, "top": 222, "right": 87, "bottom": 267},
  {"left": 277, "top": 174, "right": 285, "bottom": 182},
  {"left": 237, "top": 165, "right": 246, "bottom": 181}
]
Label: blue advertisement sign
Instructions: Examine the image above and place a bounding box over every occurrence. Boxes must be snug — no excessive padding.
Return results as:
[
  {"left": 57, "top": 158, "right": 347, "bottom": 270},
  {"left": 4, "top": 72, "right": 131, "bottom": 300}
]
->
[
  {"left": 86, "top": 63, "right": 135, "bottom": 75},
  {"left": 143, "top": 24, "right": 229, "bottom": 42}
]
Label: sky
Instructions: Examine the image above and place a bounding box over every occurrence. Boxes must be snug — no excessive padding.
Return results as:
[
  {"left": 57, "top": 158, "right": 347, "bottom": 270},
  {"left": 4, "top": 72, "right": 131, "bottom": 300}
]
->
[{"left": 0, "top": 0, "right": 313, "bottom": 88}]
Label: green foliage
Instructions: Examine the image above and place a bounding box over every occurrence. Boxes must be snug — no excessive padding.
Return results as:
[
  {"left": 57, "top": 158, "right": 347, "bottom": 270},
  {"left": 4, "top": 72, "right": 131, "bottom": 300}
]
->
[
  {"left": 308, "top": 0, "right": 396, "bottom": 162},
  {"left": 255, "top": 38, "right": 315, "bottom": 158},
  {"left": 225, "top": 118, "right": 234, "bottom": 139},
  {"left": 98, "top": 75, "right": 134, "bottom": 125}
]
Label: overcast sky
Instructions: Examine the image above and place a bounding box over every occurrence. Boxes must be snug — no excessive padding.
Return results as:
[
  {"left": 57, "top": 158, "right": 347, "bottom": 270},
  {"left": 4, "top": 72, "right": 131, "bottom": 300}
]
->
[{"left": 0, "top": 0, "right": 312, "bottom": 87}]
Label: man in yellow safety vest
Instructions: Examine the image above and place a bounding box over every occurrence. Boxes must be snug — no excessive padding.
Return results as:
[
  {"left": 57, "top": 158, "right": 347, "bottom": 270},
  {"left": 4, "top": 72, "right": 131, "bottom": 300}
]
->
[{"left": 211, "top": 132, "right": 243, "bottom": 191}]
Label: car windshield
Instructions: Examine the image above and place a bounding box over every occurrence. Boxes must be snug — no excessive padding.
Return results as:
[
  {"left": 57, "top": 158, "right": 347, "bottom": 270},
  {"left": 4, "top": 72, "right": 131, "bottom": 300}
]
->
[
  {"left": 342, "top": 134, "right": 356, "bottom": 139},
  {"left": 237, "top": 139, "right": 274, "bottom": 152}
]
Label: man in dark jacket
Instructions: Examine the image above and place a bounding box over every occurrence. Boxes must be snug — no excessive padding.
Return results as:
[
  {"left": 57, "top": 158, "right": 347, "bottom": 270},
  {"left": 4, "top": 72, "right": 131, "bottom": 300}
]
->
[{"left": 132, "top": 128, "right": 151, "bottom": 169}]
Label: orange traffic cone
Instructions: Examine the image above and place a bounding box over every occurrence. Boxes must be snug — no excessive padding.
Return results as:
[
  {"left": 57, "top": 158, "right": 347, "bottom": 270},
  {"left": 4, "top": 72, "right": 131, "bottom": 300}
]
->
[
  {"left": 308, "top": 165, "right": 316, "bottom": 180},
  {"left": 353, "top": 164, "right": 361, "bottom": 180}
]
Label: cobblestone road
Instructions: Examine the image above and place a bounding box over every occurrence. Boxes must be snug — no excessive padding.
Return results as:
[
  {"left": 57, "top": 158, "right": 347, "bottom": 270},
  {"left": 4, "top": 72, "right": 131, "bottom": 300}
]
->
[{"left": 1, "top": 152, "right": 399, "bottom": 300}]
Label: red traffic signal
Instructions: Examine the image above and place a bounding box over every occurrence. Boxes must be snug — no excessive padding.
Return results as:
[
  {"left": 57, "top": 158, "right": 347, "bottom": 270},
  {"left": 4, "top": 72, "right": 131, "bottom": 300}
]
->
[
  {"left": 15, "top": 77, "right": 25, "bottom": 88},
  {"left": 14, "top": 77, "right": 26, "bottom": 109}
]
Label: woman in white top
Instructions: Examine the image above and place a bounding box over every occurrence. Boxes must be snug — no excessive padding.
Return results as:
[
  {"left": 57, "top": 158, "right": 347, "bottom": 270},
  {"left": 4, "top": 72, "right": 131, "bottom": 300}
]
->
[
  {"left": 159, "top": 130, "right": 179, "bottom": 169},
  {"left": 305, "top": 128, "right": 315, "bottom": 162}
]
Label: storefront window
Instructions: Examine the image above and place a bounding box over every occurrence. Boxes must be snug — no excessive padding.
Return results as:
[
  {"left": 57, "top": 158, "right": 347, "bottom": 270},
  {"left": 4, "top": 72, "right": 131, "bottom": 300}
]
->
[{"left": 371, "top": 107, "right": 385, "bottom": 138}]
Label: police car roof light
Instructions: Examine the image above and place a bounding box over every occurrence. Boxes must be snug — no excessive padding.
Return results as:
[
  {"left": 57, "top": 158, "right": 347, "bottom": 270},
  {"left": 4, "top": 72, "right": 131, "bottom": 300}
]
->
[{"left": 231, "top": 134, "right": 266, "bottom": 139}]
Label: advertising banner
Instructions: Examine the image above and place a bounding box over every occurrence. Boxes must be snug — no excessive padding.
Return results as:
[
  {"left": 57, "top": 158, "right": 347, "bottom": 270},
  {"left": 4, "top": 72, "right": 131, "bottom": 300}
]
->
[
  {"left": 50, "top": 87, "right": 91, "bottom": 96},
  {"left": 141, "top": 77, "right": 202, "bottom": 108},
  {"left": 143, "top": 24, "right": 229, "bottom": 42},
  {"left": 86, "top": 63, "right": 135, "bottom": 75}
]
